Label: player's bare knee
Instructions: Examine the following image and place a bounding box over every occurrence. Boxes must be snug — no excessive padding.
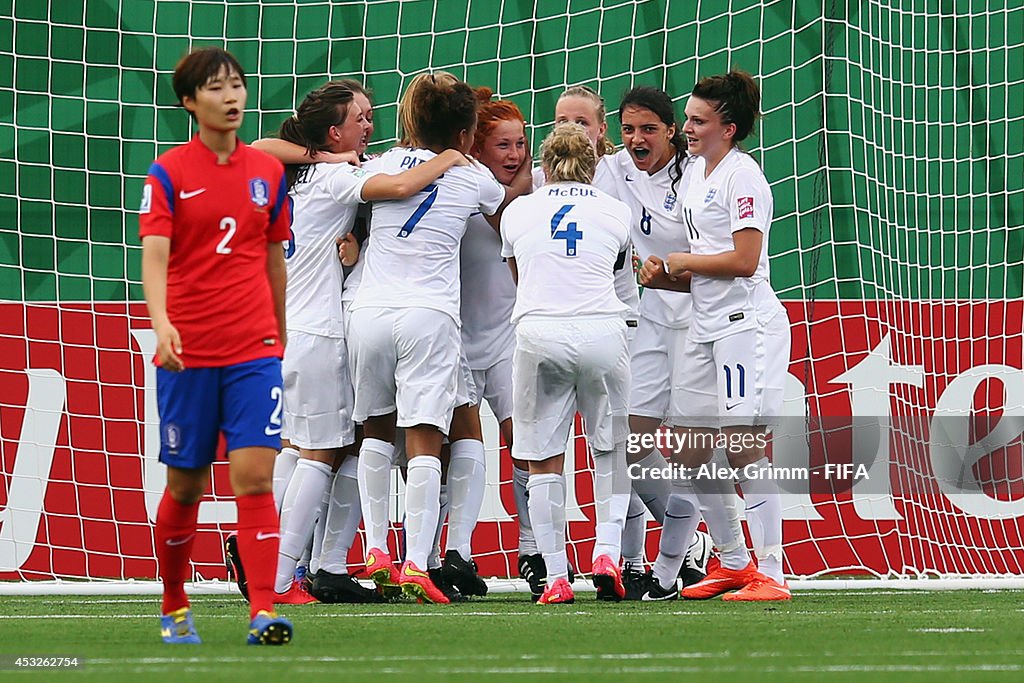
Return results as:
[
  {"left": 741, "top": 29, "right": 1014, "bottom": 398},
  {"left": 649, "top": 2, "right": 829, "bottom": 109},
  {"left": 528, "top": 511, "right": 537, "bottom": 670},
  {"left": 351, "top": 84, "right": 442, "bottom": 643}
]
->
[
  {"left": 529, "top": 454, "right": 564, "bottom": 476},
  {"left": 627, "top": 414, "right": 663, "bottom": 464},
  {"left": 450, "top": 403, "right": 483, "bottom": 441},
  {"left": 722, "top": 426, "right": 768, "bottom": 468},
  {"left": 165, "top": 466, "right": 209, "bottom": 505}
]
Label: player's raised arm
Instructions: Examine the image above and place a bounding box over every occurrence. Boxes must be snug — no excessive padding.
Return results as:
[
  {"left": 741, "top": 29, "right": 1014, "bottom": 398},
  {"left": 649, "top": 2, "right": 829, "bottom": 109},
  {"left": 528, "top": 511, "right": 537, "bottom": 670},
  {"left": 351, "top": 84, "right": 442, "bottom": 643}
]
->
[
  {"left": 253, "top": 136, "right": 361, "bottom": 166},
  {"left": 360, "top": 148, "right": 469, "bottom": 200},
  {"left": 664, "top": 228, "right": 762, "bottom": 279}
]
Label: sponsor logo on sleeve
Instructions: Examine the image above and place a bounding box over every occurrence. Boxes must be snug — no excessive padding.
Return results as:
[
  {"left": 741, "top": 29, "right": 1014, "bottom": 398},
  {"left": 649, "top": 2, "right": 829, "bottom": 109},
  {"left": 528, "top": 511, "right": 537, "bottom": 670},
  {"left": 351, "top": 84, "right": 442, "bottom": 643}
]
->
[
  {"left": 737, "top": 196, "right": 754, "bottom": 219},
  {"left": 140, "top": 184, "right": 152, "bottom": 214}
]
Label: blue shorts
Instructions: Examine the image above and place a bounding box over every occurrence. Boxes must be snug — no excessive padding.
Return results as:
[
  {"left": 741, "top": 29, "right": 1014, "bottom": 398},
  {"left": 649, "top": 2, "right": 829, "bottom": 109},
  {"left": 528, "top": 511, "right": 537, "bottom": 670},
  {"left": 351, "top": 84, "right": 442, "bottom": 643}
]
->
[{"left": 156, "top": 356, "right": 283, "bottom": 469}]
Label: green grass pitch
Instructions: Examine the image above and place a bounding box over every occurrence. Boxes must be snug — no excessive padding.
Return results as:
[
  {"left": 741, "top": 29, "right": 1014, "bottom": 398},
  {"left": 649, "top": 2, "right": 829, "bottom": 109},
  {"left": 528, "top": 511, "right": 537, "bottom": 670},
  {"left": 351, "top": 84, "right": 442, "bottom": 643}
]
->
[{"left": 1, "top": 590, "right": 1021, "bottom": 682}]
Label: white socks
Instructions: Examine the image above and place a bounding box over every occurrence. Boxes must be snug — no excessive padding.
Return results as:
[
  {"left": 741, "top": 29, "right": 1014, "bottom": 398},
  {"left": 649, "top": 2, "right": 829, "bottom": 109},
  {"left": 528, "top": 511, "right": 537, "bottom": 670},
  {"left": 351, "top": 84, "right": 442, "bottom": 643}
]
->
[
  {"left": 620, "top": 491, "right": 648, "bottom": 567},
  {"left": 591, "top": 444, "right": 629, "bottom": 562},
  {"left": 512, "top": 466, "right": 537, "bottom": 555},
  {"left": 357, "top": 438, "right": 396, "bottom": 552},
  {"left": 428, "top": 484, "right": 450, "bottom": 570},
  {"left": 738, "top": 457, "right": 784, "bottom": 583},
  {"left": 631, "top": 448, "right": 669, "bottom": 522},
  {"left": 693, "top": 466, "right": 750, "bottom": 570},
  {"left": 527, "top": 472, "right": 568, "bottom": 580},
  {"left": 444, "top": 439, "right": 486, "bottom": 560},
  {"left": 318, "top": 455, "right": 362, "bottom": 574},
  {"left": 272, "top": 447, "right": 300, "bottom": 512},
  {"left": 307, "top": 492, "right": 327, "bottom": 575},
  {"left": 275, "top": 458, "right": 331, "bottom": 593},
  {"left": 652, "top": 480, "right": 701, "bottom": 590},
  {"left": 404, "top": 456, "right": 442, "bottom": 569}
]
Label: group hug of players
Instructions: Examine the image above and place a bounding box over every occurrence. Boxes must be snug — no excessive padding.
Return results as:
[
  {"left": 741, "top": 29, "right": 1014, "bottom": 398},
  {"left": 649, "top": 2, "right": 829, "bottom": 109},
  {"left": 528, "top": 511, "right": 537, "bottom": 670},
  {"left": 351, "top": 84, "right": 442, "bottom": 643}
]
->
[{"left": 140, "top": 46, "right": 790, "bottom": 645}]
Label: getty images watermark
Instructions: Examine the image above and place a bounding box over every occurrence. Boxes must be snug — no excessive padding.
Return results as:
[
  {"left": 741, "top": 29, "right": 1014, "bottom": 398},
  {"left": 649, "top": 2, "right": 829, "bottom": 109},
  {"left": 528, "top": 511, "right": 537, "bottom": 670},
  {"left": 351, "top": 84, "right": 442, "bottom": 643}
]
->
[{"left": 624, "top": 423, "right": 870, "bottom": 485}]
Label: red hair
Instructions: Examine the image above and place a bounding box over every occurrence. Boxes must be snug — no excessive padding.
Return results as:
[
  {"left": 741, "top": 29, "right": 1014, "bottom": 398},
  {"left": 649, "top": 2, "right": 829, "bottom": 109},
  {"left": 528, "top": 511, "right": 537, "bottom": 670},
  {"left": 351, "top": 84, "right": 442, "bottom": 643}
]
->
[{"left": 473, "top": 87, "right": 525, "bottom": 151}]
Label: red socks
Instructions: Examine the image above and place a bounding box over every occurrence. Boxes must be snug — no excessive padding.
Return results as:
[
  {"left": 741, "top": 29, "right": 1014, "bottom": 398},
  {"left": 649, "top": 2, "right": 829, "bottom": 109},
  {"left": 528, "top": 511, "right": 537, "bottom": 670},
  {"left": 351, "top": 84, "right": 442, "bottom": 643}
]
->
[
  {"left": 236, "top": 493, "right": 281, "bottom": 619},
  {"left": 155, "top": 490, "right": 199, "bottom": 615}
]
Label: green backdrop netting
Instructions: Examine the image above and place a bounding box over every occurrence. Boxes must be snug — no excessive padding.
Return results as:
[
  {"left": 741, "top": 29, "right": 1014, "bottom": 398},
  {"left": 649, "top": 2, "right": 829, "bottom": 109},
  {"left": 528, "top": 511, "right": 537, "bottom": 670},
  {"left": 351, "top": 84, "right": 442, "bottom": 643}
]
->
[{"left": 2, "top": 0, "right": 1021, "bottom": 304}]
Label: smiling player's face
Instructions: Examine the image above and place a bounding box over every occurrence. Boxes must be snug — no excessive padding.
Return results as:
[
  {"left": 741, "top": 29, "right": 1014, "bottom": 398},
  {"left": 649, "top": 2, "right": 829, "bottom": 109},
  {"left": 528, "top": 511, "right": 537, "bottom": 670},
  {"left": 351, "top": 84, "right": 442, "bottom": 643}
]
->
[
  {"left": 184, "top": 66, "right": 246, "bottom": 132},
  {"left": 331, "top": 102, "right": 368, "bottom": 154},
  {"left": 682, "top": 96, "right": 734, "bottom": 161},
  {"left": 620, "top": 105, "right": 675, "bottom": 175},
  {"left": 475, "top": 118, "right": 526, "bottom": 185},
  {"left": 352, "top": 92, "right": 374, "bottom": 154}
]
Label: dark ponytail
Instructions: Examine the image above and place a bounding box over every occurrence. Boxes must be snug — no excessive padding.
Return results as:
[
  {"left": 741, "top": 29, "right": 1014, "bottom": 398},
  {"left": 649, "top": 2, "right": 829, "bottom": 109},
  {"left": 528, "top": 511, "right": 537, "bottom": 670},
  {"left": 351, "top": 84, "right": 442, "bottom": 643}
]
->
[
  {"left": 691, "top": 68, "right": 760, "bottom": 143},
  {"left": 619, "top": 86, "right": 688, "bottom": 195},
  {"left": 278, "top": 83, "right": 355, "bottom": 187}
]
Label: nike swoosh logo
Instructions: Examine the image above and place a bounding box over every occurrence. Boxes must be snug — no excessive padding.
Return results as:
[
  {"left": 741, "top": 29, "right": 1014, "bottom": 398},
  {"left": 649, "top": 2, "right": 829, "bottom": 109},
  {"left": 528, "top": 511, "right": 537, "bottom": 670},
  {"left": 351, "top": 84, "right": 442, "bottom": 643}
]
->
[
  {"left": 640, "top": 591, "right": 674, "bottom": 601},
  {"left": 179, "top": 188, "right": 206, "bottom": 199},
  {"left": 265, "top": 425, "right": 282, "bottom": 436},
  {"left": 694, "top": 577, "right": 731, "bottom": 587},
  {"left": 624, "top": 175, "right": 634, "bottom": 182},
  {"left": 165, "top": 534, "right": 195, "bottom": 546},
  {"left": 255, "top": 531, "right": 280, "bottom": 541},
  {"left": 404, "top": 566, "right": 428, "bottom": 578},
  {"left": 725, "top": 402, "right": 742, "bottom": 411}
]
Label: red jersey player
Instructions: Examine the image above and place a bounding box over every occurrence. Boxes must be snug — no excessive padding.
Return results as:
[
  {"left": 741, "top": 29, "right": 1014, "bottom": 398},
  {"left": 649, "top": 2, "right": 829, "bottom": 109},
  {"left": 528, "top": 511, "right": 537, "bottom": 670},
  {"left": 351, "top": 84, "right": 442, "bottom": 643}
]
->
[{"left": 139, "top": 47, "right": 293, "bottom": 645}]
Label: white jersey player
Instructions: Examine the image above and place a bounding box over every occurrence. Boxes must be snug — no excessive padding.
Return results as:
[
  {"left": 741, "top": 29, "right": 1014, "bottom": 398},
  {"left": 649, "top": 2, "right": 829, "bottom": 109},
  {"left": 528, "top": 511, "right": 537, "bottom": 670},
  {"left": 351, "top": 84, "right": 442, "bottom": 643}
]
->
[
  {"left": 251, "top": 82, "right": 470, "bottom": 604},
  {"left": 502, "top": 123, "right": 632, "bottom": 605},
  {"left": 641, "top": 70, "right": 791, "bottom": 602},
  {"left": 434, "top": 90, "right": 530, "bottom": 599},
  {"left": 347, "top": 72, "right": 526, "bottom": 605},
  {"left": 599, "top": 87, "right": 720, "bottom": 598}
]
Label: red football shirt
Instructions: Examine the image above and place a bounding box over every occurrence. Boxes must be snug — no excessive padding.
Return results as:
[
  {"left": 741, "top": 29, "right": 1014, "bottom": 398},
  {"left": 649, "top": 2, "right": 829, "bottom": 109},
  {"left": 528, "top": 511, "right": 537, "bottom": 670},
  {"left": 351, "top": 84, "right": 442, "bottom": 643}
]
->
[{"left": 139, "top": 135, "right": 291, "bottom": 368}]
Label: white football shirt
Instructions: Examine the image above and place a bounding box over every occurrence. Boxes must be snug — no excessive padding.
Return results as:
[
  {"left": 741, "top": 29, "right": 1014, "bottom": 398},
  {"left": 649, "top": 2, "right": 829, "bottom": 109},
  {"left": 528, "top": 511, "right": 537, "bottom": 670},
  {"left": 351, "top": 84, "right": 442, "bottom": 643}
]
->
[
  {"left": 533, "top": 157, "right": 640, "bottom": 320},
  {"left": 682, "top": 147, "right": 784, "bottom": 342},
  {"left": 350, "top": 148, "right": 505, "bottom": 323},
  {"left": 604, "top": 148, "right": 696, "bottom": 330},
  {"left": 501, "top": 182, "right": 630, "bottom": 324},
  {"left": 460, "top": 211, "right": 516, "bottom": 370},
  {"left": 285, "top": 162, "right": 375, "bottom": 336}
]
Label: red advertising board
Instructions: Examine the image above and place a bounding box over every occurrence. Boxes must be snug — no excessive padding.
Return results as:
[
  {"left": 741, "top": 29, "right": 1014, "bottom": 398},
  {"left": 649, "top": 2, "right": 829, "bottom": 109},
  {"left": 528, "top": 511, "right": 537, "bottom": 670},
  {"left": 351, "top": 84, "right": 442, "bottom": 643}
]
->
[{"left": 1, "top": 301, "right": 1022, "bottom": 579}]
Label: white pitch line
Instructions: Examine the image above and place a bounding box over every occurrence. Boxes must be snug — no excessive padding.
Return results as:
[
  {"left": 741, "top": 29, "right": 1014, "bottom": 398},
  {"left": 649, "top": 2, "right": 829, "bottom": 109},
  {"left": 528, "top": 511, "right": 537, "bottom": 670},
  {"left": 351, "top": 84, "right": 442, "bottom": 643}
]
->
[
  {"left": 77, "top": 662, "right": 1024, "bottom": 675},
  {"left": 80, "top": 650, "right": 1024, "bottom": 667},
  {"left": 912, "top": 628, "right": 987, "bottom": 633},
  {"left": 4, "top": 607, "right": 1023, "bottom": 620}
]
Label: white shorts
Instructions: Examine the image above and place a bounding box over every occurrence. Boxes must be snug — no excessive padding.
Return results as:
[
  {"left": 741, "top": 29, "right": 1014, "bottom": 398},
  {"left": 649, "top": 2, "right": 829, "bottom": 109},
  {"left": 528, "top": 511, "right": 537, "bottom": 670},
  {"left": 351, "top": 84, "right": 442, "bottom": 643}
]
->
[
  {"left": 511, "top": 317, "right": 630, "bottom": 461},
  {"left": 456, "top": 347, "right": 479, "bottom": 409},
  {"left": 668, "top": 311, "right": 790, "bottom": 428},
  {"left": 348, "top": 307, "right": 461, "bottom": 433},
  {"left": 281, "top": 331, "right": 355, "bottom": 449},
  {"left": 628, "top": 316, "right": 689, "bottom": 420},
  {"left": 471, "top": 356, "right": 514, "bottom": 423}
]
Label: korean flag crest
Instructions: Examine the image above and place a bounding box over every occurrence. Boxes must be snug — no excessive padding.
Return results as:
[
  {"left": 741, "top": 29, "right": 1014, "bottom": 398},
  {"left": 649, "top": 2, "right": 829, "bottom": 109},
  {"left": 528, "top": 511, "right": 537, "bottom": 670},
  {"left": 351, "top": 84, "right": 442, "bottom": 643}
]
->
[
  {"left": 663, "top": 193, "right": 677, "bottom": 211},
  {"left": 249, "top": 178, "right": 270, "bottom": 207}
]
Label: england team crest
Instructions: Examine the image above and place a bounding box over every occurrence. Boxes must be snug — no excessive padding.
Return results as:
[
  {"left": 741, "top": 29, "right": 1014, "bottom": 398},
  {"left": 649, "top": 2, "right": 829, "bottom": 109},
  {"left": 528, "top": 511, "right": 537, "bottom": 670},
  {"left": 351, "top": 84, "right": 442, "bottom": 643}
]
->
[
  {"left": 249, "top": 178, "right": 270, "bottom": 207},
  {"left": 663, "top": 193, "right": 677, "bottom": 211}
]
